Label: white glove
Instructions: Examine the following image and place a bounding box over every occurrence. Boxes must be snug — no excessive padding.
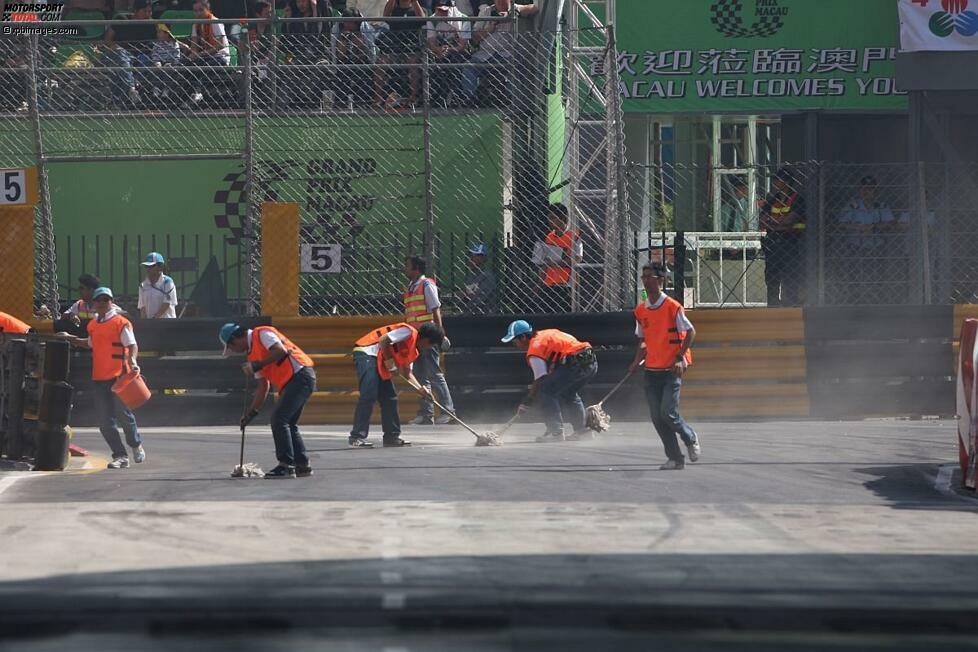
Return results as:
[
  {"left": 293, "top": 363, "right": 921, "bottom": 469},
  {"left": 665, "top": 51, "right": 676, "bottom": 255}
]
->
[{"left": 384, "top": 359, "right": 397, "bottom": 373}]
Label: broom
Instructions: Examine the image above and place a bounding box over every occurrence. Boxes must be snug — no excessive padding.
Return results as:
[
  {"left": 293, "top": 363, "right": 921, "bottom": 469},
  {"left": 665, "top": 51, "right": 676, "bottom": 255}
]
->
[
  {"left": 398, "top": 374, "right": 503, "bottom": 446},
  {"left": 231, "top": 373, "right": 264, "bottom": 478},
  {"left": 475, "top": 410, "right": 521, "bottom": 447},
  {"left": 584, "top": 363, "right": 641, "bottom": 432}
]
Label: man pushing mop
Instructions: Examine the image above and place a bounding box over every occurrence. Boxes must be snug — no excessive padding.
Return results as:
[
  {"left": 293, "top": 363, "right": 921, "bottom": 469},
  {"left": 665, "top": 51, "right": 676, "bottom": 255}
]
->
[
  {"left": 501, "top": 320, "right": 598, "bottom": 443},
  {"left": 219, "top": 323, "right": 317, "bottom": 479},
  {"left": 349, "top": 321, "right": 443, "bottom": 449},
  {"left": 629, "top": 262, "right": 701, "bottom": 470}
]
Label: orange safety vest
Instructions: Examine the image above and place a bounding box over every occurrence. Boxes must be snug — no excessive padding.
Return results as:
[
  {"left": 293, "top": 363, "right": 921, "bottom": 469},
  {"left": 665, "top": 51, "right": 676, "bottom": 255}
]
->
[
  {"left": 0, "top": 312, "right": 32, "bottom": 334},
  {"left": 764, "top": 192, "right": 805, "bottom": 232},
  {"left": 403, "top": 276, "right": 436, "bottom": 324},
  {"left": 87, "top": 314, "right": 132, "bottom": 381},
  {"left": 72, "top": 299, "right": 96, "bottom": 320},
  {"left": 543, "top": 230, "right": 579, "bottom": 287},
  {"left": 526, "top": 329, "right": 591, "bottom": 371},
  {"left": 355, "top": 322, "right": 420, "bottom": 380},
  {"left": 248, "top": 326, "right": 315, "bottom": 392},
  {"left": 634, "top": 296, "right": 692, "bottom": 371}
]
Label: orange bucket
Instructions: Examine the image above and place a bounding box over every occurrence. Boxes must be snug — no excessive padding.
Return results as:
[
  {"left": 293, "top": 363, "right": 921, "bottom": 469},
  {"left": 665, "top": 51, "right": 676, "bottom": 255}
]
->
[{"left": 112, "top": 370, "right": 151, "bottom": 410}]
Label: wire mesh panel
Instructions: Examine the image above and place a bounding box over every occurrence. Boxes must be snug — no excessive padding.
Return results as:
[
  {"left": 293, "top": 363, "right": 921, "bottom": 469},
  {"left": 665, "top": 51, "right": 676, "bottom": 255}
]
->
[
  {"left": 633, "top": 162, "right": 816, "bottom": 308},
  {"left": 820, "top": 163, "right": 915, "bottom": 306},
  {"left": 1, "top": 15, "right": 630, "bottom": 317}
]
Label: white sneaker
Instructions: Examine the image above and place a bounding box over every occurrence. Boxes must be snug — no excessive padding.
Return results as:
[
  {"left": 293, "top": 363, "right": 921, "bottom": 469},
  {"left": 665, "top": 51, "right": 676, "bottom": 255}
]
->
[
  {"left": 107, "top": 457, "right": 130, "bottom": 469},
  {"left": 659, "top": 459, "right": 685, "bottom": 470},
  {"left": 133, "top": 445, "right": 146, "bottom": 464},
  {"left": 434, "top": 414, "right": 455, "bottom": 425},
  {"left": 687, "top": 441, "right": 700, "bottom": 463}
]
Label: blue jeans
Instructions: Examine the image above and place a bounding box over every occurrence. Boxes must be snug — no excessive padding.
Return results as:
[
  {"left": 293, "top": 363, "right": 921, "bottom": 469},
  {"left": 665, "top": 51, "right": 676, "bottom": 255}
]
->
[
  {"left": 644, "top": 370, "right": 698, "bottom": 463},
  {"left": 93, "top": 379, "right": 141, "bottom": 459},
  {"left": 271, "top": 367, "right": 314, "bottom": 467},
  {"left": 413, "top": 346, "right": 454, "bottom": 418},
  {"left": 102, "top": 48, "right": 150, "bottom": 107},
  {"left": 538, "top": 359, "right": 597, "bottom": 436},
  {"left": 351, "top": 352, "right": 400, "bottom": 441}
]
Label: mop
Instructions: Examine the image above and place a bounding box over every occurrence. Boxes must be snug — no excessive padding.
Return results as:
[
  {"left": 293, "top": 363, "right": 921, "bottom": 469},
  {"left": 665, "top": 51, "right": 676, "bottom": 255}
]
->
[
  {"left": 230, "top": 374, "right": 264, "bottom": 478},
  {"left": 475, "top": 410, "right": 521, "bottom": 447},
  {"left": 398, "top": 374, "right": 503, "bottom": 446},
  {"left": 584, "top": 364, "right": 641, "bottom": 432}
]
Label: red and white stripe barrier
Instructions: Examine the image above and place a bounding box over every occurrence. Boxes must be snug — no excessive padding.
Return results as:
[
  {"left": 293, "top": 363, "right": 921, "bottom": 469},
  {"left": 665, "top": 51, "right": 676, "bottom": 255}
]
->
[{"left": 956, "top": 318, "right": 978, "bottom": 490}]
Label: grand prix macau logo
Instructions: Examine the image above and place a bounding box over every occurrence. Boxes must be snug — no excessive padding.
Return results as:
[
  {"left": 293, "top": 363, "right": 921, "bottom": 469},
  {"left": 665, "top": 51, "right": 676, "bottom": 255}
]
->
[{"left": 710, "top": 0, "right": 788, "bottom": 39}]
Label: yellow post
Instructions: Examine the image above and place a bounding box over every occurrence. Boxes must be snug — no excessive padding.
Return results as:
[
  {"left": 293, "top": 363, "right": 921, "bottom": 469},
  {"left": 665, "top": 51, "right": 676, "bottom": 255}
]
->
[
  {"left": 261, "top": 202, "right": 300, "bottom": 317},
  {"left": 0, "top": 167, "right": 38, "bottom": 320}
]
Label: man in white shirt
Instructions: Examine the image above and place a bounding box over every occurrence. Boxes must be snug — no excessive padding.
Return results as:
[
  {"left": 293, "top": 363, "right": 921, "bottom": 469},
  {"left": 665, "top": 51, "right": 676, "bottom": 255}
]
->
[{"left": 138, "top": 252, "right": 178, "bottom": 319}]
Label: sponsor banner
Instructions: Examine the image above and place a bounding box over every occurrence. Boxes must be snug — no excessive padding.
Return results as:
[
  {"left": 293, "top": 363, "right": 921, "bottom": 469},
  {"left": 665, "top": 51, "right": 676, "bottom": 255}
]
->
[
  {"left": 617, "top": 0, "right": 906, "bottom": 113},
  {"left": 899, "top": 0, "right": 978, "bottom": 52}
]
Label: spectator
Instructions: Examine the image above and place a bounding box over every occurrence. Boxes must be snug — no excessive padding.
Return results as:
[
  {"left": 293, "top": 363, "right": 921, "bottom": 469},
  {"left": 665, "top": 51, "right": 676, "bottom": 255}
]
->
[
  {"left": 138, "top": 252, "right": 178, "bottom": 318},
  {"left": 403, "top": 255, "right": 456, "bottom": 425},
  {"left": 837, "top": 175, "right": 904, "bottom": 303},
  {"left": 103, "top": 0, "right": 162, "bottom": 108},
  {"left": 190, "top": 0, "right": 231, "bottom": 65},
  {"left": 759, "top": 168, "right": 806, "bottom": 307},
  {"left": 461, "top": 0, "right": 536, "bottom": 105},
  {"left": 532, "top": 202, "right": 582, "bottom": 313},
  {"left": 346, "top": 0, "right": 387, "bottom": 18},
  {"left": 334, "top": 8, "right": 375, "bottom": 106},
  {"left": 426, "top": 0, "right": 469, "bottom": 105},
  {"left": 246, "top": 1, "right": 276, "bottom": 68},
  {"left": 460, "top": 243, "right": 497, "bottom": 313},
  {"left": 373, "top": 0, "right": 426, "bottom": 109},
  {"left": 282, "top": 0, "right": 327, "bottom": 107},
  {"left": 720, "top": 178, "right": 756, "bottom": 232},
  {"left": 151, "top": 24, "right": 186, "bottom": 65},
  {"left": 185, "top": 0, "right": 232, "bottom": 106},
  {"left": 61, "top": 273, "right": 101, "bottom": 328}
]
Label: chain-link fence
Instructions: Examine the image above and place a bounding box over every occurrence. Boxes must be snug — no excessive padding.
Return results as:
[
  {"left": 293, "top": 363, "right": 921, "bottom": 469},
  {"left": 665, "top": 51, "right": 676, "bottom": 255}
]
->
[
  {"left": 632, "top": 161, "right": 978, "bottom": 307},
  {"left": 0, "top": 13, "right": 629, "bottom": 317}
]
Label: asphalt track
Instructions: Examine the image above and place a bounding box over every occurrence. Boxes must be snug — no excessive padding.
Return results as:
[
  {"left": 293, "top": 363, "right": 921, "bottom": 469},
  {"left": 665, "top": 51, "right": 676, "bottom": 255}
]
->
[{"left": 1, "top": 418, "right": 977, "bottom": 650}]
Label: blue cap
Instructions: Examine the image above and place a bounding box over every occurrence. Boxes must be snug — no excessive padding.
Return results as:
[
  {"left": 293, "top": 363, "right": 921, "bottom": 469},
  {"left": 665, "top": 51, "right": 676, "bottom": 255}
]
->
[
  {"left": 468, "top": 243, "right": 488, "bottom": 256},
  {"left": 141, "top": 252, "right": 165, "bottom": 266},
  {"left": 219, "top": 322, "right": 240, "bottom": 355},
  {"left": 501, "top": 319, "right": 532, "bottom": 343},
  {"left": 92, "top": 286, "right": 113, "bottom": 299}
]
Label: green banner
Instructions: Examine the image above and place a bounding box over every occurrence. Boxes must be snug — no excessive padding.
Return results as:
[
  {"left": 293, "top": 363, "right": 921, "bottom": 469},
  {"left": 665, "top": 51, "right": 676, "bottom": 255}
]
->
[
  {"left": 616, "top": 0, "right": 906, "bottom": 113},
  {"left": 0, "top": 115, "right": 504, "bottom": 301}
]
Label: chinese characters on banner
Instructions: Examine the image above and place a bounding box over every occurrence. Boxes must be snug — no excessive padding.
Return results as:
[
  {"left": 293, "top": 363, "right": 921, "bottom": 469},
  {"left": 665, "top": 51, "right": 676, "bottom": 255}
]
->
[{"left": 615, "top": 0, "right": 907, "bottom": 113}]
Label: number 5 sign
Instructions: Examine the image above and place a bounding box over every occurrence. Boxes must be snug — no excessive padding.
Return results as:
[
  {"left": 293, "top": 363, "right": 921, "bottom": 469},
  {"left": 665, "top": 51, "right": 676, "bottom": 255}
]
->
[
  {"left": 0, "top": 168, "right": 38, "bottom": 207},
  {"left": 300, "top": 244, "right": 342, "bottom": 273}
]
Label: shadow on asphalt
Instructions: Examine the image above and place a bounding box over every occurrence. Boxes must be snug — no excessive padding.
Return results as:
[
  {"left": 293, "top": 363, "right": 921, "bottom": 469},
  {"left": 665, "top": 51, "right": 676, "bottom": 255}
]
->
[
  {"left": 857, "top": 464, "right": 978, "bottom": 511},
  {"left": 1, "top": 553, "right": 977, "bottom": 642}
]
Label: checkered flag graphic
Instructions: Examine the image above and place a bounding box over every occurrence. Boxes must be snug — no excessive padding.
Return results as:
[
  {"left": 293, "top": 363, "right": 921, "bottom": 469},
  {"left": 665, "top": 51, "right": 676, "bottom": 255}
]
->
[
  {"left": 710, "top": 0, "right": 784, "bottom": 38},
  {"left": 213, "top": 170, "right": 249, "bottom": 245}
]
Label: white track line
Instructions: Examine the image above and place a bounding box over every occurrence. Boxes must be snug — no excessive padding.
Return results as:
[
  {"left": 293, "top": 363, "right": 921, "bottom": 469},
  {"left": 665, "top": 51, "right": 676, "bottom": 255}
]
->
[{"left": 0, "top": 473, "right": 33, "bottom": 500}]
